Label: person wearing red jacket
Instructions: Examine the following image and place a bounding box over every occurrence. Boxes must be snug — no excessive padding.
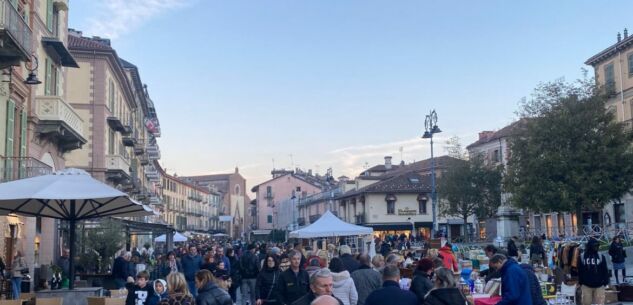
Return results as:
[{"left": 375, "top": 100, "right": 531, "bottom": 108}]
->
[{"left": 438, "top": 243, "right": 458, "bottom": 272}]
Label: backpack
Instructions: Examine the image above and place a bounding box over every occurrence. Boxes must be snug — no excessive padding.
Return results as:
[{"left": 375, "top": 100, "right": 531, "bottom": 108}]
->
[{"left": 240, "top": 253, "right": 258, "bottom": 278}]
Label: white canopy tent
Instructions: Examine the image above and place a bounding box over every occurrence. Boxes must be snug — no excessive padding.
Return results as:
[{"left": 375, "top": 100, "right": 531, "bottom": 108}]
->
[
  {"left": 289, "top": 210, "right": 373, "bottom": 238},
  {"left": 154, "top": 232, "right": 188, "bottom": 242}
]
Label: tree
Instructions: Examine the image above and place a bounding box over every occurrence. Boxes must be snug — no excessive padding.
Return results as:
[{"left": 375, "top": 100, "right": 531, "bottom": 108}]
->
[
  {"left": 437, "top": 139, "right": 503, "bottom": 240},
  {"left": 505, "top": 77, "right": 633, "bottom": 233},
  {"left": 83, "top": 219, "right": 126, "bottom": 273}
]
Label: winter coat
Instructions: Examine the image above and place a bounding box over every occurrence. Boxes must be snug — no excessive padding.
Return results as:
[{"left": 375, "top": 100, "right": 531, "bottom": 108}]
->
[
  {"left": 519, "top": 264, "right": 547, "bottom": 305},
  {"left": 423, "top": 287, "right": 467, "bottom": 305},
  {"left": 279, "top": 268, "right": 310, "bottom": 305},
  {"left": 340, "top": 254, "right": 361, "bottom": 273},
  {"left": 350, "top": 266, "right": 382, "bottom": 305},
  {"left": 181, "top": 255, "right": 202, "bottom": 282},
  {"left": 240, "top": 251, "right": 260, "bottom": 279},
  {"left": 529, "top": 244, "right": 546, "bottom": 262},
  {"left": 112, "top": 256, "right": 129, "bottom": 280},
  {"left": 609, "top": 241, "right": 627, "bottom": 264},
  {"left": 410, "top": 270, "right": 433, "bottom": 304},
  {"left": 497, "top": 259, "right": 532, "bottom": 305},
  {"left": 126, "top": 282, "right": 155, "bottom": 305},
  {"left": 195, "top": 282, "right": 232, "bottom": 305},
  {"left": 331, "top": 270, "right": 358, "bottom": 305},
  {"left": 227, "top": 255, "right": 241, "bottom": 283},
  {"left": 158, "top": 293, "right": 195, "bottom": 305},
  {"left": 579, "top": 239, "right": 610, "bottom": 288},
  {"left": 438, "top": 246, "right": 458, "bottom": 272},
  {"left": 256, "top": 268, "right": 281, "bottom": 304},
  {"left": 161, "top": 259, "right": 183, "bottom": 278},
  {"left": 365, "top": 280, "right": 417, "bottom": 305}
]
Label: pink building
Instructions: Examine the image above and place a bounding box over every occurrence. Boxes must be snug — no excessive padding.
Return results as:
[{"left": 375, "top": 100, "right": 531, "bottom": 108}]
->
[{"left": 251, "top": 169, "right": 330, "bottom": 231}]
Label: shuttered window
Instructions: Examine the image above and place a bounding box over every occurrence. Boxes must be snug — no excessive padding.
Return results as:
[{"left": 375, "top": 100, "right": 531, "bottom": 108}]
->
[
  {"left": 605, "top": 63, "right": 616, "bottom": 94},
  {"left": 46, "top": 0, "right": 53, "bottom": 31},
  {"left": 5, "top": 100, "right": 15, "bottom": 181},
  {"left": 19, "top": 110, "right": 27, "bottom": 178},
  {"left": 628, "top": 53, "right": 633, "bottom": 77}
]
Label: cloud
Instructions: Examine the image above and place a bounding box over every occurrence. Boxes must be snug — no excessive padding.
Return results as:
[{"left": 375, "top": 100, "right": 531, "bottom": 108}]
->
[{"left": 84, "top": 0, "right": 191, "bottom": 39}]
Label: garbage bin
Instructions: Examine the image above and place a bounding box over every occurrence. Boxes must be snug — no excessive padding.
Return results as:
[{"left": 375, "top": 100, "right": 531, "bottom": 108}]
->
[{"left": 21, "top": 278, "right": 30, "bottom": 293}]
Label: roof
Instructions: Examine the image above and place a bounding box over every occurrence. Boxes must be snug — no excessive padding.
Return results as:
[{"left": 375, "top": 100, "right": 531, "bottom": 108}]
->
[
  {"left": 68, "top": 35, "right": 112, "bottom": 50},
  {"left": 362, "top": 164, "right": 400, "bottom": 173},
  {"left": 184, "top": 174, "right": 232, "bottom": 182},
  {"left": 586, "top": 34, "right": 633, "bottom": 66},
  {"left": 338, "top": 171, "right": 432, "bottom": 198},
  {"left": 465, "top": 120, "right": 523, "bottom": 149},
  {"left": 250, "top": 171, "right": 336, "bottom": 193}
]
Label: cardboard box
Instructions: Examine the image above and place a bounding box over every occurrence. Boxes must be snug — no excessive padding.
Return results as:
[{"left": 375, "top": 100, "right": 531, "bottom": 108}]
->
[{"left": 605, "top": 290, "right": 619, "bottom": 304}]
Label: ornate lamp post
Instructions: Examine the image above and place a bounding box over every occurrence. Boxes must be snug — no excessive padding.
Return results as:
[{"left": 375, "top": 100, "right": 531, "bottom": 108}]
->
[{"left": 422, "top": 110, "right": 441, "bottom": 238}]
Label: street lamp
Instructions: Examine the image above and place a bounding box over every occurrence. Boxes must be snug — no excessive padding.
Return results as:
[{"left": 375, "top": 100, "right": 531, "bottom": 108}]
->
[{"left": 422, "top": 109, "right": 441, "bottom": 238}]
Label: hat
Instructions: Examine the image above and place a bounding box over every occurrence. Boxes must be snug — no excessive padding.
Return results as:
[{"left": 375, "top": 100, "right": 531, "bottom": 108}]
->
[
  {"left": 339, "top": 245, "right": 351, "bottom": 255},
  {"left": 153, "top": 279, "right": 167, "bottom": 293}
]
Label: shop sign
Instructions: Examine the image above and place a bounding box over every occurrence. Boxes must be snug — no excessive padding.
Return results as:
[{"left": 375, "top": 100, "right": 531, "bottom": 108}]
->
[{"left": 397, "top": 207, "right": 417, "bottom": 216}]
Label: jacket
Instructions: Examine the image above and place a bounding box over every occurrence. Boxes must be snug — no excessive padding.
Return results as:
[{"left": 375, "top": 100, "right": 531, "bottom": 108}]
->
[
  {"left": 519, "top": 264, "right": 547, "bottom": 305},
  {"left": 332, "top": 271, "right": 358, "bottom": 305},
  {"left": 340, "top": 254, "right": 360, "bottom": 273},
  {"left": 240, "top": 251, "right": 260, "bottom": 279},
  {"left": 579, "top": 239, "right": 610, "bottom": 288},
  {"left": 365, "top": 280, "right": 417, "bottom": 305},
  {"left": 609, "top": 241, "right": 626, "bottom": 264},
  {"left": 112, "top": 256, "right": 129, "bottom": 280},
  {"left": 497, "top": 259, "right": 532, "bottom": 305},
  {"left": 438, "top": 246, "right": 458, "bottom": 272},
  {"left": 125, "top": 282, "right": 155, "bottom": 305},
  {"left": 350, "top": 266, "right": 382, "bottom": 305},
  {"left": 410, "top": 270, "right": 433, "bottom": 304},
  {"left": 228, "top": 255, "right": 241, "bottom": 283},
  {"left": 423, "top": 287, "right": 467, "bottom": 305},
  {"left": 196, "top": 282, "right": 232, "bottom": 305},
  {"left": 158, "top": 293, "right": 195, "bottom": 305},
  {"left": 11, "top": 256, "right": 27, "bottom": 278},
  {"left": 256, "top": 269, "right": 281, "bottom": 302},
  {"left": 161, "top": 259, "right": 183, "bottom": 279},
  {"left": 279, "top": 268, "right": 310, "bottom": 305},
  {"left": 181, "top": 254, "right": 202, "bottom": 281},
  {"left": 291, "top": 292, "right": 344, "bottom": 305}
]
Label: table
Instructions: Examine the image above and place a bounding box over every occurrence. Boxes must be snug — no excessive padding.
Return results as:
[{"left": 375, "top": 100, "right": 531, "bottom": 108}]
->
[{"left": 473, "top": 296, "right": 501, "bottom": 305}]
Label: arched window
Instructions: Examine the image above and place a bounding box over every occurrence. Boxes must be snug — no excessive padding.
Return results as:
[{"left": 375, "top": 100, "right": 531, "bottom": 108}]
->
[
  {"left": 235, "top": 184, "right": 241, "bottom": 195},
  {"left": 385, "top": 194, "right": 396, "bottom": 215},
  {"left": 417, "top": 194, "right": 428, "bottom": 214}
]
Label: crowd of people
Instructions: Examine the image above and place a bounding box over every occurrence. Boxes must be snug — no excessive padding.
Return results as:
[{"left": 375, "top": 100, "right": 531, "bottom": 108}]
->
[{"left": 105, "top": 233, "right": 629, "bottom": 305}]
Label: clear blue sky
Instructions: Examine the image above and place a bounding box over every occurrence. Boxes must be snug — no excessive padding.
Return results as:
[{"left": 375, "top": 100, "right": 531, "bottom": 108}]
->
[{"left": 69, "top": 0, "right": 629, "bottom": 192}]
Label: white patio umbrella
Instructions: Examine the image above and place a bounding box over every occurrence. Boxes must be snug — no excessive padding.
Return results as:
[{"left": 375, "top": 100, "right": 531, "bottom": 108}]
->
[
  {"left": 0, "top": 168, "right": 155, "bottom": 289},
  {"left": 213, "top": 233, "right": 229, "bottom": 237},
  {"left": 154, "top": 232, "right": 187, "bottom": 242}
]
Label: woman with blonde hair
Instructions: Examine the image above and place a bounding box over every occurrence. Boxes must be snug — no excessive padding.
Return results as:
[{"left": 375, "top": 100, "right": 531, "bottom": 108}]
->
[
  {"left": 159, "top": 272, "right": 194, "bottom": 305},
  {"left": 195, "top": 270, "right": 231, "bottom": 305},
  {"left": 423, "top": 268, "right": 467, "bottom": 305},
  {"left": 11, "top": 250, "right": 27, "bottom": 300}
]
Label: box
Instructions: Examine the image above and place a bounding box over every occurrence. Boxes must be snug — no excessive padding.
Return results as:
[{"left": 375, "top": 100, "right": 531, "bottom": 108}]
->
[{"left": 605, "top": 290, "right": 619, "bottom": 304}]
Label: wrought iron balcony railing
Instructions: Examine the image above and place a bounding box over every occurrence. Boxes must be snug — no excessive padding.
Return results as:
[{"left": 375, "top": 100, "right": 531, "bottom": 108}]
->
[{"left": 0, "top": 156, "right": 52, "bottom": 183}]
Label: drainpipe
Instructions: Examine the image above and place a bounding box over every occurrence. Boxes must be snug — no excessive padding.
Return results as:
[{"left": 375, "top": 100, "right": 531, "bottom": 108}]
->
[{"left": 618, "top": 49, "right": 626, "bottom": 121}]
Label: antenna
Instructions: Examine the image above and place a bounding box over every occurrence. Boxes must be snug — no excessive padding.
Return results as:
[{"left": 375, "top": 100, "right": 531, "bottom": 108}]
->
[
  {"left": 363, "top": 162, "right": 369, "bottom": 169},
  {"left": 272, "top": 158, "right": 275, "bottom": 170},
  {"left": 399, "top": 146, "right": 404, "bottom": 161}
]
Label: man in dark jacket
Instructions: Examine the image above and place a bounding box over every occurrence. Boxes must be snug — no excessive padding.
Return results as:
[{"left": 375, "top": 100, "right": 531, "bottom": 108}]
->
[
  {"left": 350, "top": 254, "right": 381, "bottom": 305},
  {"left": 409, "top": 258, "right": 433, "bottom": 304},
  {"left": 241, "top": 244, "right": 259, "bottom": 305},
  {"left": 365, "top": 265, "right": 417, "bottom": 305},
  {"left": 490, "top": 254, "right": 532, "bottom": 305},
  {"left": 579, "top": 238, "right": 610, "bottom": 305},
  {"left": 279, "top": 250, "right": 310, "bottom": 305},
  {"left": 181, "top": 245, "right": 202, "bottom": 297},
  {"left": 338, "top": 245, "right": 360, "bottom": 273},
  {"left": 519, "top": 264, "right": 547, "bottom": 305},
  {"left": 291, "top": 268, "right": 343, "bottom": 305},
  {"left": 113, "top": 252, "right": 132, "bottom": 288}
]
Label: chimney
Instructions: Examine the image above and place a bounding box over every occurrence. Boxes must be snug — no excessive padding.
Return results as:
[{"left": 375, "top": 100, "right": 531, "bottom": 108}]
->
[
  {"left": 478, "top": 131, "right": 494, "bottom": 141},
  {"left": 91, "top": 36, "right": 111, "bottom": 46},
  {"left": 625, "top": 28, "right": 629, "bottom": 39},
  {"left": 308, "top": 169, "right": 312, "bottom": 176},
  {"left": 384, "top": 156, "right": 393, "bottom": 170},
  {"left": 68, "top": 28, "right": 82, "bottom": 37},
  {"left": 618, "top": 32, "right": 622, "bottom": 42}
]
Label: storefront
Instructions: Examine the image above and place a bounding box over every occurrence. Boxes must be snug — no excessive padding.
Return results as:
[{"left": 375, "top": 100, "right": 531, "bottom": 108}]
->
[{"left": 368, "top": 222, "right": 432, "bottom": 240}]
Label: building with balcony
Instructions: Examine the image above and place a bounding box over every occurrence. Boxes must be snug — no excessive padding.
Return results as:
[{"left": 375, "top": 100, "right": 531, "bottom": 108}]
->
[
  {"left": 182, "top": 168, "right": 247, "bottom": 239},
  {"left": 585, "top": 29, "right": 633, "bottom": 231}
]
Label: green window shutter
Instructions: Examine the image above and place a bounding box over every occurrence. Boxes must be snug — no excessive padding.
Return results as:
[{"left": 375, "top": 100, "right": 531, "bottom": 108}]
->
[
  {"left": 44, "top": 58, "right": 51, "bottom": 95},
  {"left": 629, "top": 54, "right": 633, "bottom": 76},
  {"left": 55, "top": 66, "right": 60, "bottom": 96},
  {"left": 46, "top": 0, "right": 53, "bottom": 31},
  {"left": 5, "top": 100, "right": 15, "bottom": 181},
  {"left": 19, "top": 110, "right": 27, "bottom": 178}
]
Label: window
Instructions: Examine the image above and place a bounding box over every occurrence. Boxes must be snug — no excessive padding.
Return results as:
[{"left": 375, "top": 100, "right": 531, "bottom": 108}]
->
[
  {"left": 385, "top": 194, "right": 396, "bottom": 215},
  {"left": 267, "top": 215, "right": 273, "bottom": 223},
  {"left": 605, "top": 63, "right": 616, "bottom": 94},
  {"left": 46, "top": 0, "right": 53, "bottom": 31},
  {"left": 418, "top": 199, "right": 427, "bottom": 214},
  {"left": 614, "top": 203, "right": 626, "bottom": 223},
  {"left": 266, "top": 186, "right": 272, "bottom": 197},
  {"left": 108, "top": 130, "right": 115, "bottom": 154},
  {"left": 493, "top": 150, "right": 500, "bottom": 162},
  {"left": 296, "top": 186, "right": 301, "bottom": 192},
  {"left": 108, "top": 79, "right": 115, "bottom": 111},
  {"left": 629, "top": 53, "right": 633, "bottom": 77},
  {"left": 235, "top": 184, "right": 240, "bottom": 195}
]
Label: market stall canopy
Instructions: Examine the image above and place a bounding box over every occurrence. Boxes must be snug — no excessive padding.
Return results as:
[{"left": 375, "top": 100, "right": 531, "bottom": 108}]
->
[
  {"left": 0, "top": 168, "right": 155, "bottom": 290},
  {"left": 213, "top": 233, "right": 229, "bottom": 237},
  {"left": 289, "top": 210, "right": 373, "bottom": 238},
  {"left": 155, "top": 232, "right": 187, "bottom": 242}
]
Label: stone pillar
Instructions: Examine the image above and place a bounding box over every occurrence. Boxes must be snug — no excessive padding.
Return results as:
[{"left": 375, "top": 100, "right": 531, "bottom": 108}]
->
[{"left": 496, "top": 205, "right": 520, "bottom": 240}]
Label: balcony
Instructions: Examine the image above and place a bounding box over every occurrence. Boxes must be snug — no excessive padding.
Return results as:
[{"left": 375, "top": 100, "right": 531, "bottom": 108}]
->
[
  {"left": 309, "top": 214, "right": 320, "bottom": 224},
  {"left": 354, "top": 213, "right": 366, "bottom": 224},
  {"left": 34, "top": 96, "right": 86, "bottom": 152},
  {"left": 0, "top": 157, "right": 52, "bottom": 183},
  {"left": 105, "top": 154, "right": 131, "bottom": 183},
  {"left": 264, "top": 192, "right": 274, "bottom": 199},
  {"left": 121, "top": 125, "right": 133, "bottom": 136},
  {"left": 139, "top": 157, "right": 149, "bottom": 166},
  {"left": 0, "top": 0, "right": 32, "bottom": 68},
  {"left": 149, "top": 195, "right": 162, "bottom": 205},
  {"left": 145, "top": 165, "right": 160, "bottom": 182},
  {"left": 107, "top": 116, "right": 125, "bottom": 133},
  {"left": 297, "top": 217, "right": 306, "bottom": 226},
  {"left": 122, "top": 136, "right": 136, "bottom": 147},
  {"left": 146, "top": 144, "right": 160, "bottom": 160},
  {"left": 134, "top": 141, "right": 145, "bottom": 155}
]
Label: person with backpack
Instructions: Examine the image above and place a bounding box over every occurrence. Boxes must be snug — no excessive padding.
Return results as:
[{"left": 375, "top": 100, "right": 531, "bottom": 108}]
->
[{"left": 241, "top": 244, "right": 260, "bottom": 305}]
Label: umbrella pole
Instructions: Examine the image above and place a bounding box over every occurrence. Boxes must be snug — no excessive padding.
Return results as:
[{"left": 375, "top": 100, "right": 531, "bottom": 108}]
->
[{"left": 69, "top": 201, "right": 76, "bottom": 290}]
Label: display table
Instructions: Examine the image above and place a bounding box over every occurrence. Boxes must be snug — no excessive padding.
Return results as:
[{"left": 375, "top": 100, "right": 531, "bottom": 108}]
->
[{"left": 36, "top": 287, "right": 104, "bottom": 305}]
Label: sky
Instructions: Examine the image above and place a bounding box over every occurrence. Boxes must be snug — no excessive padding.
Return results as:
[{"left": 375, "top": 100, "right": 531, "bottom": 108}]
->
[{"left": 68, "top": 0, "right": 630, "bottom": 194}]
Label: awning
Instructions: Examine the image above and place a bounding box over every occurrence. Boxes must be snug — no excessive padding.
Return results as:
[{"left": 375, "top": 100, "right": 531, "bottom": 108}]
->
[
  {"left": 366, "top": 222, "right": 433, "bottom": 231},
  {"left": 42, "top": 37, "right": 79, "bottom": 68},
  {"left": 251, "top": 229, "right": 271, "bottom": 235}
]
